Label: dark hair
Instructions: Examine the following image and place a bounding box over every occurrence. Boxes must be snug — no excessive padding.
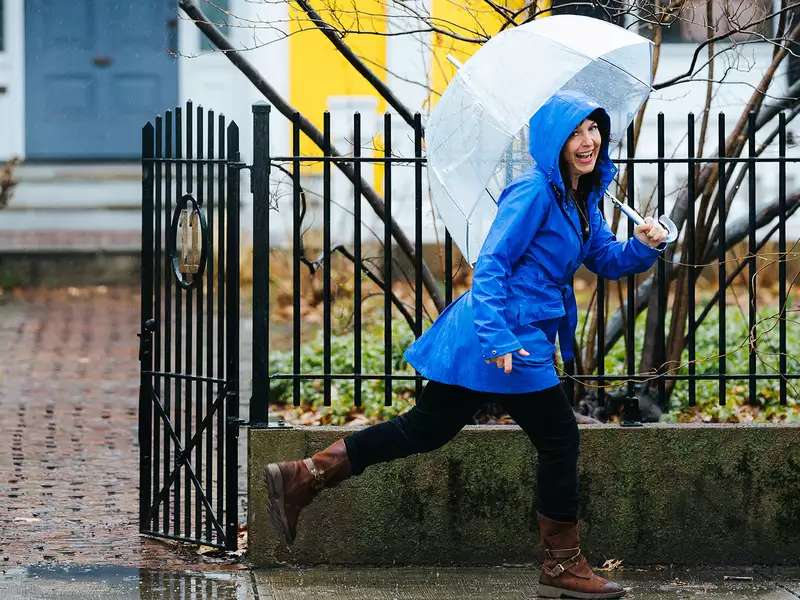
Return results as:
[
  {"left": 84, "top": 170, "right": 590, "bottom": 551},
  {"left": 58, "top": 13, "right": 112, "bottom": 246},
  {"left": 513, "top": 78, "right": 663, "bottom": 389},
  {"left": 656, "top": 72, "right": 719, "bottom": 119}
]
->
[{"left": 559, "top": 108, "right": 610, "bottom": 205}]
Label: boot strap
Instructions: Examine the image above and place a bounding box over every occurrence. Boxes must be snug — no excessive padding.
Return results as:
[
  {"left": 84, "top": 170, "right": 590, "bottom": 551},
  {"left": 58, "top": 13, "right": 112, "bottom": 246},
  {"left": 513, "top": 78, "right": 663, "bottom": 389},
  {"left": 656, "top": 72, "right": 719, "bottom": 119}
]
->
[
  {"left": 543, "top": 547, "right": 582, "bottom": 578},
  {"left": 303, "top": 458, "right": 326, "bottom": 491}
]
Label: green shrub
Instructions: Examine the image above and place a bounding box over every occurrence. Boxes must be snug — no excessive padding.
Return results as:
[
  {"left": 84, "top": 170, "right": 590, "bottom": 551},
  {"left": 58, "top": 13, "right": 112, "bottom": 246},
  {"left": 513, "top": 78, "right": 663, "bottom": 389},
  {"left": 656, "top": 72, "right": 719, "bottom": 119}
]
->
[
  {"left": 267, "top": 320, "right": 418, "bottom": 424},
  {"left": 268, "top": 304, "right": 798, "bottom": 424},
  {"left": 586, "top": 305, "right": 799, "bottom": 422},
  {"left": 663, "top": 306, "right": 800, "bottom": 422}
]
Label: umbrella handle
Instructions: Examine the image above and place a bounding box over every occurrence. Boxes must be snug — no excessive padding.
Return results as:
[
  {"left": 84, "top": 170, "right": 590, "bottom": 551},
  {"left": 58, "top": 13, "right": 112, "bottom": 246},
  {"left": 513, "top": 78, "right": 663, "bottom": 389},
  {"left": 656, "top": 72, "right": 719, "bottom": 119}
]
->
[{"left": 605, "top": 193, "right": 679, "bottom": 244}]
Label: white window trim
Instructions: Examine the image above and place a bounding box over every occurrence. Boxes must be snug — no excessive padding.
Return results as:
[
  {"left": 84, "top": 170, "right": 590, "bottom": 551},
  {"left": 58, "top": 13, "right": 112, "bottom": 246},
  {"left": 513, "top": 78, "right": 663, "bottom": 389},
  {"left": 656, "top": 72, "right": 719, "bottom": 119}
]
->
[{"left": 0, "top": 0, "right": 25, "bottom": 159}]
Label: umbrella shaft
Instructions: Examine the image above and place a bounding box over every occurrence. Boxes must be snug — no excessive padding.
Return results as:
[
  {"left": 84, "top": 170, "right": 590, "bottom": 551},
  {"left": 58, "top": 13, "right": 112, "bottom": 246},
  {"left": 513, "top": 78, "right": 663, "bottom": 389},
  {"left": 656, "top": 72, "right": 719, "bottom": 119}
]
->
[{"left": 607, "top": 193, "right": 645, "bottom": 226}]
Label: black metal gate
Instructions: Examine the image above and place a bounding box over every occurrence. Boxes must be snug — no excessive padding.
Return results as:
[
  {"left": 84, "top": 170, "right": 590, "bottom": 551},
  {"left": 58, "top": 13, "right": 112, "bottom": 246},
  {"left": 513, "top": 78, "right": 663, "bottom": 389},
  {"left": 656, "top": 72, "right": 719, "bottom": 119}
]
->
[{"left": 139, "top": 101, "right": 242, "bottom": 550}]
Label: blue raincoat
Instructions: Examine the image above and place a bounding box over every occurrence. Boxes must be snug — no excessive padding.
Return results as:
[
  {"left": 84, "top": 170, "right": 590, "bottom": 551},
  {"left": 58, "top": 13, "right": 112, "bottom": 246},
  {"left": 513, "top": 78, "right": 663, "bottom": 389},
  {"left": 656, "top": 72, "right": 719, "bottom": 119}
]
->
[{"left": 404, "top": 91, "right": 663, "bottom": 394}]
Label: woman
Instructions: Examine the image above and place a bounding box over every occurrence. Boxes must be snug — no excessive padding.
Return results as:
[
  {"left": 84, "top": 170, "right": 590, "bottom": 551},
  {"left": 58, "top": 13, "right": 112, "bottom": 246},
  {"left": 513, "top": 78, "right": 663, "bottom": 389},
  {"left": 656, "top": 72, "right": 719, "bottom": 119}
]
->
[{"left": 264, "top": 91, "right": 667, "bottom": 600}]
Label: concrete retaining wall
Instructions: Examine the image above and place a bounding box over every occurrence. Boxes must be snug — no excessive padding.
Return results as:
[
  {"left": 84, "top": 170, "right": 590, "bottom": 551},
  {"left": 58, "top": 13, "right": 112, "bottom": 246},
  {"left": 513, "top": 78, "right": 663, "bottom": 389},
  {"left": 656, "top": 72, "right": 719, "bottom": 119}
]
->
[
  {"left": 0, "top": 250, "right": 140, "bottom": 287},
  {"left": 248, "top": 424, "right": 800, "bottom": 567}
]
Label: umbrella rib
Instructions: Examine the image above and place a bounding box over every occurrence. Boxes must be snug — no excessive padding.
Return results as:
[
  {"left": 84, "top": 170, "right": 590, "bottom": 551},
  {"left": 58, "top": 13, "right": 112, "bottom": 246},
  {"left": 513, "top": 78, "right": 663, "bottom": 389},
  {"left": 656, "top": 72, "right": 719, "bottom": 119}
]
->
[
  {"left": 596, "top": 55, "right": 654, "bottom": 91},
  {"left": 439, "top": 187, "right": 469, "bottom": 220}
]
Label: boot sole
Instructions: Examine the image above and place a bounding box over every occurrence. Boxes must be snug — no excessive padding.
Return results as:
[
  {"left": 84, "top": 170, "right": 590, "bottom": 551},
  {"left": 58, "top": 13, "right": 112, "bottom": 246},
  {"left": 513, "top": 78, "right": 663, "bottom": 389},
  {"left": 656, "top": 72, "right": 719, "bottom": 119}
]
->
[
  {"left": 537, "top": 583, "right": 625, "bottom": 599},
  {"left": 264, "top": 464, "right": 293, "bottom": 545}
]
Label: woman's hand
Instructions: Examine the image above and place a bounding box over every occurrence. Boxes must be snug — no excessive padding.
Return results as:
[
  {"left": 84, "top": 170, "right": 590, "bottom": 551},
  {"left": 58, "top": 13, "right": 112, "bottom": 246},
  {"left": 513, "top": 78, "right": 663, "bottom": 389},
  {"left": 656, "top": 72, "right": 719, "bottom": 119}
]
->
[
  {"left": 634, "top": 216, "right": 668, "bottom": 248},
  {"left": 485, "top": 348, "right": 530, "bottom": 374}
]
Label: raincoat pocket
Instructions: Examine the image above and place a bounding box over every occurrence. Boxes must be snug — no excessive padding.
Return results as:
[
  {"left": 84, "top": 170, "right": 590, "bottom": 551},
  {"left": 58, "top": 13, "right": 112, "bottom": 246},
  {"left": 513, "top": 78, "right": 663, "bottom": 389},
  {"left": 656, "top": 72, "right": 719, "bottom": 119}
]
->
[{"left": 515, "top": 317, "right": 559, "bottom": 366}]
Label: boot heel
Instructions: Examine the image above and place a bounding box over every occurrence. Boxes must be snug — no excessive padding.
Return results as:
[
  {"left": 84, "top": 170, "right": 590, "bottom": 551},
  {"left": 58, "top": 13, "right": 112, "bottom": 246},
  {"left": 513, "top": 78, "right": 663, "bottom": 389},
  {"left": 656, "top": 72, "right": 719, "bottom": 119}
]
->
[{"left": 264, "top": 464, "right": 292, "bottom": 544}]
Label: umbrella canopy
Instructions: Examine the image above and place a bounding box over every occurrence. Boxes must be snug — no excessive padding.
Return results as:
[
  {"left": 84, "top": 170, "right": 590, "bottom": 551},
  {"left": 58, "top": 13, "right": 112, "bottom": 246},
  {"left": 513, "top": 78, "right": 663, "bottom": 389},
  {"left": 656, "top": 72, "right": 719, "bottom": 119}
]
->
[{"left": 426, "top": 15, "right": 653, "bottom": 265}]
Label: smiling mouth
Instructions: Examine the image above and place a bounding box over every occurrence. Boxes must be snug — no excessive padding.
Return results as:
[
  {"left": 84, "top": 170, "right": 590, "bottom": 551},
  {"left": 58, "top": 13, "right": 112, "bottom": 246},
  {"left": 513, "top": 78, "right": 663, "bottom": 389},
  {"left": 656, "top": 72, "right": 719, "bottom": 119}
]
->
[{"left": 575, "top": 150, "right": 594, "bottom": 162}]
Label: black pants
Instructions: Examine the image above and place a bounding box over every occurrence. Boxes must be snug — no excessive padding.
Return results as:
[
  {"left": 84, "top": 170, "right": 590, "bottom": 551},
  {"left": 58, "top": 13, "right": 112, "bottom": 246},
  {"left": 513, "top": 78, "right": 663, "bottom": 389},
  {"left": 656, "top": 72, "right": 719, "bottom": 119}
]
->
[{"left": 343, "top": 379, "right": 580, "bottom": 522}]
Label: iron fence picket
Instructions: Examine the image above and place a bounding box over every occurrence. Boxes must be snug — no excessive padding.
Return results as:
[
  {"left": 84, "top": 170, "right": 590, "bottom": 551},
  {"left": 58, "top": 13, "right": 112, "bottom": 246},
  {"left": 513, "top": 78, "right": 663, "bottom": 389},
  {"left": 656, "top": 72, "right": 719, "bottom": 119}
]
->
[
  {"left": 718, "top": 113, "right": 727, "bottom": 406},
  {"left": 687, "top": 113, "right": 697, "bottom": 407},
  {"left": 657, "top": 113, "right": 667, "bottom": 405},
  {"left": 779, "top": 114, "right": 788, "bottom": 406},
  {"left": 414, "top": 113, "right": 424, "bottom": 402},
  {"left": 445, "top": 231, "right": 453, "bottom": 307},
  {"left": 184, "top": 100, "right": 194, "bottom": 537},
  {"left": 139, "top": 123, "right": 154, "bottom": 534},
  {"left": 748, "top": 111, "right": 758, "bottom": 406},
  {"left": 153, "top": 116, "right": 163, "bottom": 529},
  {"left": 597, "top": 276, "right": 605, "bottom": 408},
  {"left": 384, "top": 113, "right": 393, "bottom": 407},
  {"left": 252, "top": 104, "right": 270, "bottom": 426},
  {"left": 323, "top": 112, "right": 332, "bottom": 407},
  {"left": 174, "top": 105, "right": 183, "bottom": 536},
  {"left": 225, "top": 121, "right": 241, "bottom": 551},
  {"left": 195, "top": 103, "right": 204, "bottom": 540},
  {"left": 163, "top": 109, "right": 173, "bottom": 535},
  {"left": 625, "top": 123, "right": 636, "bottom": 403},
  {"left": 354, "top": 113, "right": 363, "bottom": 408},
  {"left": 205, "top": 108, "right": 215, "bottom": 539},
  {"left": 292, "top": 114, "right": 301, "bottom": 408},
  {"left": 216, "top": 113, "right": 226, "bottom": 545}
]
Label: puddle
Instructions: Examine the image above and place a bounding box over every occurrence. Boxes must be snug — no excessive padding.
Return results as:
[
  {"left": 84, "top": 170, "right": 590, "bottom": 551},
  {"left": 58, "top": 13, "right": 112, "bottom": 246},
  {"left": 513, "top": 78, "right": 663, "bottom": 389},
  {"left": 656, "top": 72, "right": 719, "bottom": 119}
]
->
[{"left": 0, "top": 564, "right": 256, "bottom": 599}]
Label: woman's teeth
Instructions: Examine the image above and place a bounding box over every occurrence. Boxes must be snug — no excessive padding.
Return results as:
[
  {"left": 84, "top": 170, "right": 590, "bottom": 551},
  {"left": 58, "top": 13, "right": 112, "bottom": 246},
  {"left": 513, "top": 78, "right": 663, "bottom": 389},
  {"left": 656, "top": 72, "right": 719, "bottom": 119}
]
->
[{"left": 576, "top": 151, "right": 593, "bottom": 159}]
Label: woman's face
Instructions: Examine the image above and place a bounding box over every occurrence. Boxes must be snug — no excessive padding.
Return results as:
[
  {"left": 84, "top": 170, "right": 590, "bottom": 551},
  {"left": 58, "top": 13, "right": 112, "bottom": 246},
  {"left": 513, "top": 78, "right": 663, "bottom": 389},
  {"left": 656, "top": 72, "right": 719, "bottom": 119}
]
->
[{"left": 560, "top": 118, "right": 602, "bottom": 187}]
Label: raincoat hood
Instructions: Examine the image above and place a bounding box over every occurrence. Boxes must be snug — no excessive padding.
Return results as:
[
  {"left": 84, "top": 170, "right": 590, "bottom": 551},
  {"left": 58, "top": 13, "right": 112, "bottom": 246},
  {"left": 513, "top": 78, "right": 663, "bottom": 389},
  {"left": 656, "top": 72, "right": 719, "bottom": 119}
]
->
[{"left": 528, "top": 90, "right": 616, "bottom": 200}]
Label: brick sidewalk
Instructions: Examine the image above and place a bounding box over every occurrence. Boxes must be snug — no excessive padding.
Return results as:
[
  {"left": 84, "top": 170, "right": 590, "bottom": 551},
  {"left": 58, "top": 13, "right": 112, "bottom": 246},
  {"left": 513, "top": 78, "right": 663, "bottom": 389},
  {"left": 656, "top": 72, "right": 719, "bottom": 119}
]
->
[{"left": 0, "top": 286, "right": 243, "bottom": 570}]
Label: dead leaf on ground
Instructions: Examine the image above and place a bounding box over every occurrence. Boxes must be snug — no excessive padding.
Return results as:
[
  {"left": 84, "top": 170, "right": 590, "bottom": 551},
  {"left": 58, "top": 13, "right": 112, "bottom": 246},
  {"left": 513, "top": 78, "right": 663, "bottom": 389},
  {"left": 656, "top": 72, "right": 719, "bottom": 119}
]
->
[
  {"left": 13, "top": 517, "right": 41, "bottom": 524},
  {"left": 597, "top": 558, "right": 624, "bottom": 572},
  {"left": 196, "top": 545, "right": 219, "bottom": 556}
]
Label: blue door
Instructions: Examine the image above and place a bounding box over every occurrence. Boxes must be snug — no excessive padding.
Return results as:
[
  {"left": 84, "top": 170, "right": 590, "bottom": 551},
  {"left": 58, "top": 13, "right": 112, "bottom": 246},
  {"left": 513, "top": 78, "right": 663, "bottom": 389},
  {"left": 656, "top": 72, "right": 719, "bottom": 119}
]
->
[{"left": 25, "top": 0, "right": 178, "bottom": 159}]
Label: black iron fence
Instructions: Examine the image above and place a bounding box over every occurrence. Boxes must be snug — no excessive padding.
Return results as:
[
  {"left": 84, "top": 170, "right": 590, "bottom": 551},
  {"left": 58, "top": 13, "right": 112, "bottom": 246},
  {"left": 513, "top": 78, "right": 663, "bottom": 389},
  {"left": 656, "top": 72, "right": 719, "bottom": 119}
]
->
[{"left": 246, "top": 107, "right": 799, "bottom": 425}]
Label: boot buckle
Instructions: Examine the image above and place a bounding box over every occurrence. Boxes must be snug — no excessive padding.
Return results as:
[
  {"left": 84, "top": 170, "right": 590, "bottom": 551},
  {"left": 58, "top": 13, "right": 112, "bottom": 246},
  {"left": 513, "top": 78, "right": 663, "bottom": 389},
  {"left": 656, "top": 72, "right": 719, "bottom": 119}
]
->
[
  {"left": 543, "top": 548, "right": 582, "bottom": 578},
  {"left": 303, "top": 458, "right": 326, "bottom": 491}
]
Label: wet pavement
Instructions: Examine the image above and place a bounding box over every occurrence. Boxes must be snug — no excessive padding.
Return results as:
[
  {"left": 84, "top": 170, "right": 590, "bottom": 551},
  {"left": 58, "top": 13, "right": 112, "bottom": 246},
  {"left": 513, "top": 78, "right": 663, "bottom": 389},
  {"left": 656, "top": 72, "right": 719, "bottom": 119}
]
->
[
  {"left": 254, "top": 566, "right": 800, "bottom": 599},
  {"left": 0, "top": 286, "right": 247, "bottom": 570},
  {"left": 1, "top": 564, "right": 800, "bottom": 599},
  {"left": 2, "top": 286, "right": 800, "bottom": 599}
]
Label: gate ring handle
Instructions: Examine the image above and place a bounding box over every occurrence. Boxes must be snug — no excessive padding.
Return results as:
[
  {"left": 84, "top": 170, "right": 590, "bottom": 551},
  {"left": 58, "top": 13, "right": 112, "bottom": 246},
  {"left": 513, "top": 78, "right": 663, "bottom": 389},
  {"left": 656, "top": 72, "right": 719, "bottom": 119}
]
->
[{"left": 168, "top": 193, "right": 209, "bottom": 290}]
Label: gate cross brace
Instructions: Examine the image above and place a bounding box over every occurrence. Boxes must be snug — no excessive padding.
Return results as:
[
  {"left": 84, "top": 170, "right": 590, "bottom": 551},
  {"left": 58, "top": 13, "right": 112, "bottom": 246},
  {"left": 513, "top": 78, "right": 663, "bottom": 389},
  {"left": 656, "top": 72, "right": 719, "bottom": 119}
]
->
[{"left": 144, "top": 387, "right": 228, "bottom": 541}]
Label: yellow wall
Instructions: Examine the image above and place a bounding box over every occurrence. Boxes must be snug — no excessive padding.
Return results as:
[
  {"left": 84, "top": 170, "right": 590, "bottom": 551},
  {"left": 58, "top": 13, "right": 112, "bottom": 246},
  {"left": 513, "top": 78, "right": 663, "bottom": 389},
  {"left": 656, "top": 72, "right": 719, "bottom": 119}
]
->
[
  {"left": 288, "top": 0, "right": 546, "bottom": 174},
  {"left": 288, "top": 1, "right": 387, "bottom": 171},
  {"left": 428, "top": 0, "right": 533, "bottom": 102}
]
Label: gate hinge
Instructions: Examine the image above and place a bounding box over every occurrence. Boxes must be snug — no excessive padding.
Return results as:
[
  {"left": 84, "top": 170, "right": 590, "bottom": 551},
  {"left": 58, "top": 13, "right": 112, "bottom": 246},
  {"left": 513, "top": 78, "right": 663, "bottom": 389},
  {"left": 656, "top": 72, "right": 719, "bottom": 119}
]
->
[{"left": 227, "top": 417, "right": 247, "bottom": 428}]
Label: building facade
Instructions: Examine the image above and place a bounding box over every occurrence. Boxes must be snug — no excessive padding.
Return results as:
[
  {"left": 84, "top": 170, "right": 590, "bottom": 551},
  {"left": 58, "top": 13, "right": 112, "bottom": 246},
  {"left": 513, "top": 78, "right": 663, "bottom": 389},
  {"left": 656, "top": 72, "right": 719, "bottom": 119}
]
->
[{"left": 0, "top": 1, "right": 795, "bottom": 240}]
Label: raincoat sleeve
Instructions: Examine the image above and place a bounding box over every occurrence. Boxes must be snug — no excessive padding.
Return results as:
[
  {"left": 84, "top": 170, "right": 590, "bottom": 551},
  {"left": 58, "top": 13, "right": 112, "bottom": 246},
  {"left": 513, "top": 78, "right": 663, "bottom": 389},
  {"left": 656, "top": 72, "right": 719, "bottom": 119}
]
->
[
  {"left": 472, "top": 176, "right": 546, "bottom": 360},
  {"left": 583, "top": 208, "right": 662, "bottom": 279}
]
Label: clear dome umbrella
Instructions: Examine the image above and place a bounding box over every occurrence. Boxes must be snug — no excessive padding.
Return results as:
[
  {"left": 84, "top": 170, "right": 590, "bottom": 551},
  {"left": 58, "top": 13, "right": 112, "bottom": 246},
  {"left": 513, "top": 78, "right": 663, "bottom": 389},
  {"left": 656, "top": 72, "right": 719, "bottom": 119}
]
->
[{"left": 426, "top": 15, "right": 664, "bottom": 265}]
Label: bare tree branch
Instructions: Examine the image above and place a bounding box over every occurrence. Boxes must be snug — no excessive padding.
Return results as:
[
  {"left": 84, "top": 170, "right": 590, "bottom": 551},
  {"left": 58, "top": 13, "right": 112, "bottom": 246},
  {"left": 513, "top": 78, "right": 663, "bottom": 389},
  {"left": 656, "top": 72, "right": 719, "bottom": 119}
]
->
[
  {"left": 294, "top": 0, "right": 420, "bottom": 131},
  {"left": 654, "top": 1, "right": 800, "bottom": 89},
  {"left": 602, "top": 190, "right": 800, "bottom": 359},
  {"left": 178, "top": 0, "right": 445, "bottom": 312}
]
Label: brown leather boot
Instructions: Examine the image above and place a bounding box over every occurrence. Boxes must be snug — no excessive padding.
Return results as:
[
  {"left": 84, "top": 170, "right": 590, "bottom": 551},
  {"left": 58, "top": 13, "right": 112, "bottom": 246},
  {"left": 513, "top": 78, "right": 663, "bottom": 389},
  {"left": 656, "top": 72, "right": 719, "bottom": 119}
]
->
[
  {"left": 537, "top": 513, "right": 625, "bottom": 599},
  {"left": 263, "top": 439, "right": 352, "bottom": 545}
]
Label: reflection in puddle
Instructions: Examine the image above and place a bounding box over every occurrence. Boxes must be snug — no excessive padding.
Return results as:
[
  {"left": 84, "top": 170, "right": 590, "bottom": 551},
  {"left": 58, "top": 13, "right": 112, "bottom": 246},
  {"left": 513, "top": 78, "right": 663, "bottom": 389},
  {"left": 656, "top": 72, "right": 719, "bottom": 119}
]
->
[
  {"left": 0, "top": 565, "right": 254, "bottom": 599},
  {"left": 138, "top": 569, "right": 252, "bottom": 599}
]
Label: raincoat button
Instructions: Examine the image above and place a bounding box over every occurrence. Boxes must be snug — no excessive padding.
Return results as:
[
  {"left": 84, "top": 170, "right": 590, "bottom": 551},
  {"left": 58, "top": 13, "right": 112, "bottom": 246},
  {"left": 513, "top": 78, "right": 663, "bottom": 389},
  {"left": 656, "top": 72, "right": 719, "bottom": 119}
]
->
[{"left": 491, "top": 350, "right": 497, "bottom": 355}]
